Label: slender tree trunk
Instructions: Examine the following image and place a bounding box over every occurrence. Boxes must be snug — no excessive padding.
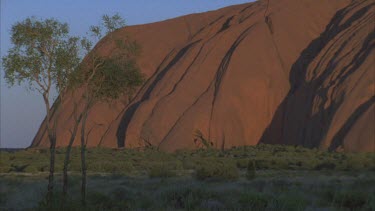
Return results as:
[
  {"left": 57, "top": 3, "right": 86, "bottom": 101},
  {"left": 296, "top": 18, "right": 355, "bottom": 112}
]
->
[
  {"left": 80, "top": 110, "right": 89, "bottom": 206},
  {"left": 43, "top": 94, "right": 56, "bottom": 205},
  {"left": 47, "top": 132, "right": 56, "bottom": 203},
  {"left": 62, "top": 113, "right": 82, "bottom": 203}
]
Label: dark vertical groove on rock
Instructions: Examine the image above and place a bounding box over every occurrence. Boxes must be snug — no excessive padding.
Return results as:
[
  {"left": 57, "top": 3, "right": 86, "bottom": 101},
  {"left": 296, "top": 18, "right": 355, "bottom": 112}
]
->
[
  {"left": 213, "top": 25, "right": 256, "bottom": 100},
  {"left": 209, "top": 15, "right": 225, "bottom": 26},
  {"left": 289, "top": 2, "right": 374, "bottom": 92},
  {"left": 116, "top": 40, "right": 201, "bottom": 147},
  {"left": 329, "top": 96, "right": 374, "bottom": 151},
  {"left": 218, "top": 16, "right": 235, "bottom": 33},
  {"left": 144, "top": 42, "right": 207, "bottom": 123},
  {"left": 260, "top": 1, "right": 374, "bottom": 149},
  {"left": 208, "top": 24, "right": 256, "bottom": 141}
]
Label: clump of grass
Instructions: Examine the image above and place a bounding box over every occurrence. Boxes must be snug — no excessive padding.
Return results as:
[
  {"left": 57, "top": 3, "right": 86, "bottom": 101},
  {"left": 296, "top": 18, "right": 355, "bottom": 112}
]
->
[
  {"left": 195, "top": 159, "right": 239, "bottom": 181},
  {"left": 2, "top": 144, "right": 375, "bottom": 176},
  {"left": 148, "top": 163, "right": 176, "bottom": 178},
  {"left": 236, "top": 159, "right": 249, "bottom": 169},
  {"left": 314, "top": 161, "right": 336, "bottom": 170},
  {"left": 246, "top": 160, "right": 256, "bottom": 180}
]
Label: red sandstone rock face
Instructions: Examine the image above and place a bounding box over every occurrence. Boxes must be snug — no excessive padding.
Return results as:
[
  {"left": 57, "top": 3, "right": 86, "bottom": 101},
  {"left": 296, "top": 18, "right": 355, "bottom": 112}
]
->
[{"left": 31, "top": 0, "right": 374, "bottom": 152}]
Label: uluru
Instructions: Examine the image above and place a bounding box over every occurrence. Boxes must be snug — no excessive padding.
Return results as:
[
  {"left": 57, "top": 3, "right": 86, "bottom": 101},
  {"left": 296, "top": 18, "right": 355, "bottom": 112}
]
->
[{"left": 30, "top": 0, "right": 374, "bottom": 152}]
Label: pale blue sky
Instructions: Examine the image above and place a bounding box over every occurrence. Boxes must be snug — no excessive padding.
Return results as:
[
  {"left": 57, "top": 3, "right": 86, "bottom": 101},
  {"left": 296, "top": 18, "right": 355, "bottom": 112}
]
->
[{"left": 1, "top": 0, "right": 254, "bottom": 148}]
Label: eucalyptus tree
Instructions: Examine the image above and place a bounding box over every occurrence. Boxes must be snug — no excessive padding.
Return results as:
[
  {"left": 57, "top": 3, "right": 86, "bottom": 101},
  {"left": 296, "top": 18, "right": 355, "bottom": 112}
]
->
[
  {"left": 2, "top": 17, "right": 81, "bottom": 203},
  {"left": 76, "top": 13, "right": 144, "bottom": 205}
]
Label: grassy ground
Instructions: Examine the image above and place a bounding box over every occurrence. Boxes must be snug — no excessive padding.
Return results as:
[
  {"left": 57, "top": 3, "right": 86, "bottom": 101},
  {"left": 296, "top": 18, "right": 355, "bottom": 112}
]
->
[{"left": 0, "top": 145, "right": 374, "bottom": 210}]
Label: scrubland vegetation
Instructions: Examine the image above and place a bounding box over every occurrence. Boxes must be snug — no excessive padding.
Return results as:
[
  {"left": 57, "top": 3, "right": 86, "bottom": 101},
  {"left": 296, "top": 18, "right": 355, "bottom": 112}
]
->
[{"left": 1, "top": 144, "right": 374, "bottom": 210}]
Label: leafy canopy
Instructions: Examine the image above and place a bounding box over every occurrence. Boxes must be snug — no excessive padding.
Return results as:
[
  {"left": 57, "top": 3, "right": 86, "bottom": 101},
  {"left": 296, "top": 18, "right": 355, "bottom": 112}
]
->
[
  {"left": 2, "top": 17, "right": 81, "bottom": 95},
  {"left": 76, "top": 13, "right": 144, "bottom": 104}
]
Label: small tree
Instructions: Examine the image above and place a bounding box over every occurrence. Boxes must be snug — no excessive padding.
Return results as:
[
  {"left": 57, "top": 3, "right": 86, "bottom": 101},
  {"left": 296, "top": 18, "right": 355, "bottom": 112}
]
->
[
  {"left": 61, "top": 71, "right": 84, "bottom": 203},
  {"left": 77, "top": 14, "right": 144, "bottom": 205},
  {"left": 2, "top": 17, "right": 81, "bottom": 203}
]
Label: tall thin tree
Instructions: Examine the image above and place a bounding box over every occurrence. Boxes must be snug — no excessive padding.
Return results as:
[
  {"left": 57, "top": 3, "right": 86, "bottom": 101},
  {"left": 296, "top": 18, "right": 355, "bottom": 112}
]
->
[
  {"left": 2, "top": 17, "right": 81, "bottom": 204},
  {"left": 77, "top": 14, "right": 144, "bottom": 205}
]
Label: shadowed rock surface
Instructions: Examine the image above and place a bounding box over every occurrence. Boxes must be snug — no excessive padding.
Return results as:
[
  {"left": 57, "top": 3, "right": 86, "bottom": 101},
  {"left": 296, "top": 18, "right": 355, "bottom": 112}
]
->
[{"left": 31, "top": 0, "right": 374, "bottom": 152}]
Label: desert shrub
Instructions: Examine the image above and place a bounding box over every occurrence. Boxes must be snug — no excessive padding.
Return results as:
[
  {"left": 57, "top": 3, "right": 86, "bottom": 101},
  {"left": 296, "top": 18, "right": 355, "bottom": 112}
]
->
[
  {"left": 86, "top": 160, "right": 134, "bottom": 174},
  {"left": 37, "top": 164, "right": 49, "bottom": 172},
  {"left": 9, "top": 164, "right": 29, "bottom": 172},
  {"left": 195, "top": 160, "right": 239, "bottom": 181},
  {"left": 253, "top": 159, "right": 272, "bottom": 169},
  {"left": 148, "top": 163, "right": 176, "bottom": 178},
  {"left": 270, "top": 159, "right": 290, "bottom": 169},
  {"left": 67, "top": 160, "right": 82, "bottom": 172},
  {"left": 314, "top": 161, "right": 336, "bottom": 170},
  {"left": 238, "top": 192, "right": 268, "bottom": 210},
  {"left": 236, "top": 159, "right": 249, "bottom": 169},
  {"left": 117, "top": 161, "right": 135, "bottom": 173},
  {"left": 181, "top": 158, "right": 197, "bottom": 170},
  {"left": 0, "top": 165, "right": 11, "bottom": 173},
  {"left": 24, "top": 165, "right": 39, "bottom": 173},
  {"left": 246, "top": 160, "right": 256, "bottom": 180}
]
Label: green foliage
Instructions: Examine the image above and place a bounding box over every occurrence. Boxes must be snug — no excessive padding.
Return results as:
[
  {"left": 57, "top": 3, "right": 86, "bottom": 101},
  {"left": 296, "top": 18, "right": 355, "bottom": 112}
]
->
[
  {"left": 102, "top": 13, "right": 126, "bottom": 34},
  {"left": 2, "top": 17, "right": 80, "bottom": 94},
  {"left": 2, "top": 145, "right": 374, "bottom": 176},
  {"left": 236, "top": 158, "right": 249, "bottom": 169},
  {"left": 148, "top": 163, "right": 176, "bottom": 178},
  {"left": 195, "top": 159, "right": 239, "bottom": 181},
  {"left": 314, "top": 161, "right": 336, "bottom": 170},
  {"left": 246, "top": 160, "right": 256, "bottom": 180},
  {"left": 80, "top": 56, "right": 144, "bottom": 102},
  {"left": 86, "top": 159, "right": 134, "bottom": 175}
]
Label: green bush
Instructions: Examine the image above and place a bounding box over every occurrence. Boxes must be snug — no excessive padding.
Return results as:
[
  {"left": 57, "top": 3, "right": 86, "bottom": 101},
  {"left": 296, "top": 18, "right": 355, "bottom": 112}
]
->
[
  {"left": 0, "top": 165, "right": 11, "bottom": 173},
  {"left": 24, "top": 165, "right": 39, "bottom": 173},
  {"left": 9, "top": 164, "right": 29, "bottom": 173},
  {"left": 314, "top": 161, "right": 336, "bottom": 170},
  {"left": 246, "top": 160, "right": 256, "bottom": 180},
  {"left": 236, "top": 159, "right": 249, "bottom": 169},
  {"left": 148, "top": 163, "right": 176, "bottom": 178},
  {"left": 86, "top": 160, "right": 134, "bottom": 174},
  {"left": 2, "top": 144, "right": 375, "bottom": 176},
  {"left": 182, "top": 158, "right": 197, "bottom": 170},
  {"left": 195, "top": 160, "right": 239, "bottom": 181}
]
